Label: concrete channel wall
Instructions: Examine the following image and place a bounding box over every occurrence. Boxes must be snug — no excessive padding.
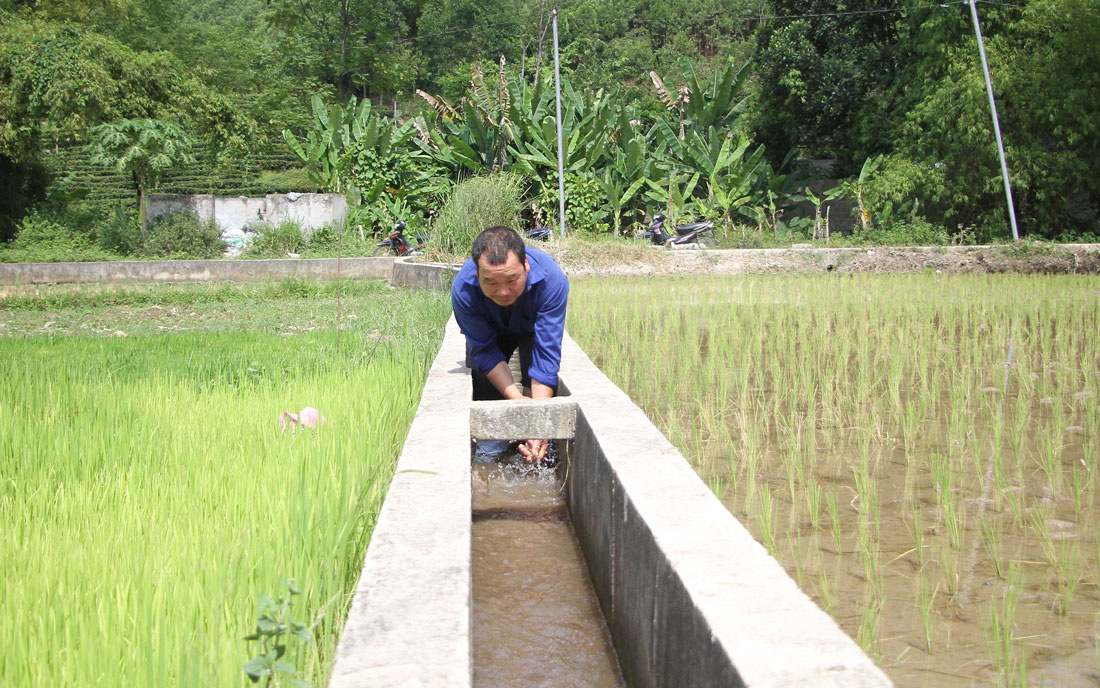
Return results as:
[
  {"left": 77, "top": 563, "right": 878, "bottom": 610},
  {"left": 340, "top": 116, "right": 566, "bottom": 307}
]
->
[
  {"left": 0, "top": 257, "right": 393, "bottom": 285},
  {"left": 329, "top": 261, "right": 891, "bottom": 686}
]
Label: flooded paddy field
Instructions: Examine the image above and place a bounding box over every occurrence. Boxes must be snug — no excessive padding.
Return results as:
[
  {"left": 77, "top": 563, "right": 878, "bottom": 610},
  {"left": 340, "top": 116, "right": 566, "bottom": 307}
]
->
[{"left": 569, "top": 273, "right": 1100, "bottom": 687}]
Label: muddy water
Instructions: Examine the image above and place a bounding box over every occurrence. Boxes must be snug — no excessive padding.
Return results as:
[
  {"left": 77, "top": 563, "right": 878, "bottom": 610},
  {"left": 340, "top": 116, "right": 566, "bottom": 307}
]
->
[
  {"left": 471, "top": 451, "right": 625, "bottom": 688},
  {"left": 694, "top": 401, "right": 1100, "bottom": 688}
]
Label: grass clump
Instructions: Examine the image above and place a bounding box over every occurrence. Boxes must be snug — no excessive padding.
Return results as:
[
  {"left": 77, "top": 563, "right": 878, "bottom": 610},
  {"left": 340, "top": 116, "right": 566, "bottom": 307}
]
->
[{"left": 426, "top": 173, "right": 524, "bottom": 259}]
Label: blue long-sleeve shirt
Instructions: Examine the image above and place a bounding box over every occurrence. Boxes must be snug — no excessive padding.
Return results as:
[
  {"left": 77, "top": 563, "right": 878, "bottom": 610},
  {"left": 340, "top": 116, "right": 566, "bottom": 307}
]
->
[{"left": 451, "top": 246, "right": 569, "bottom": 388}]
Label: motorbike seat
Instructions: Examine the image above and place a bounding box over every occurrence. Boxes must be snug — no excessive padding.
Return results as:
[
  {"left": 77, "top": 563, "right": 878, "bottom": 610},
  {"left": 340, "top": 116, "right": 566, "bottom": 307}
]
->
[{"left": 675, "top": 221, "right": 713, "bottom": 235}]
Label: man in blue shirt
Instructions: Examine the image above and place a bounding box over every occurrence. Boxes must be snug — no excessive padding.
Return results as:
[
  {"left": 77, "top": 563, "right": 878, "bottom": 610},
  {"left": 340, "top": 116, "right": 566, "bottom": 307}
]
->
[{"left": 451, "top": 226, "right": 569, "bottom": 463}]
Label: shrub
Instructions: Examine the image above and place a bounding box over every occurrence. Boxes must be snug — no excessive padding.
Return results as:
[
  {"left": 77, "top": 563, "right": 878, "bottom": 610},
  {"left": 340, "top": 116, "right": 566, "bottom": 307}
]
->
[
  {"left": 143, "top": 211, "right": 225, "bottom": 258},
  {"left": 248, "top": 219, "right": 305, "bottom": 257},
  {"left": 534, "top": 173, "right": 610, "bottom": 236},
  {"left": 96, "top": 206, "right": 144, "bottom": 256},
  {"left": 430, "top": 173, "right": 524, "bottom": 257},
  {"left": 0, "top": 211, "right": 119, "bottom": 263}
]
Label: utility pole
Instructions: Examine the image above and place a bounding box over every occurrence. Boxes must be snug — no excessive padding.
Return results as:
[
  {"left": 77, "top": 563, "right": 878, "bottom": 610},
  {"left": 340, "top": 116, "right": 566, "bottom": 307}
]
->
[
  {"left": 967, "top": 0, "right": 1020, "bottom": 241},
  {"left": 552, "top": 8, "right": 566, "bottom": 239}
]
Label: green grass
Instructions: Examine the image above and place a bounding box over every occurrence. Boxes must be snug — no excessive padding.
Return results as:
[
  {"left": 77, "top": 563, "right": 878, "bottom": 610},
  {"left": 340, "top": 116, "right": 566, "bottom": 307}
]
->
[{"left": 0, "top": 282, "right": 451, "bottom": 687}]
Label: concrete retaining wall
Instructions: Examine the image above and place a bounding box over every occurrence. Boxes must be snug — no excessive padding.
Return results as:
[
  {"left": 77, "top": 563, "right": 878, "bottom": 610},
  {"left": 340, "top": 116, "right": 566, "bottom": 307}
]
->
[
  {"left": 391, "top": 257, "right": 461, "bottom": 291},
  {"left": 147, "top": 193, "right": 347, "bottom": 233},
  {"left": 0, "top": 257, "right": 393, "bottom": 285},
  {"left": 330, "top": 295, "right": 891, "bottom": 686}
]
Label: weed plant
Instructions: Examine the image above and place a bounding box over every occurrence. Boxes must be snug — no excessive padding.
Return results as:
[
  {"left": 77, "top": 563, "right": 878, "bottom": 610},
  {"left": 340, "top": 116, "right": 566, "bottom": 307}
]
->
[
  {"left": 0, "top": 288, "right": 451, "bottom": 686},
  {"left": 425, "top": 173, "right": 524, "bottom": 258},
  {"left": 569, "top": 273, "right": 1100, "bottom": 685}
]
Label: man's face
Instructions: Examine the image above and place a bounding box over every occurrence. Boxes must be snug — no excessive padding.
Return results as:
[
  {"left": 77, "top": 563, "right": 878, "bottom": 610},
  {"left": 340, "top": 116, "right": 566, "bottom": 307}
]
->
[{"left": 476, "top": 251, "right": 529, "bottom": 307}]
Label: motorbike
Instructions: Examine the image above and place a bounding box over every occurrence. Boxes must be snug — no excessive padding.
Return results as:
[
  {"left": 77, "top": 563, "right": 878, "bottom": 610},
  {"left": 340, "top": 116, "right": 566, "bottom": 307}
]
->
[
  {"left": 372, "top": 220, "right": 428, "bottom": 257},
  {"left": 639, "top": 213, "right": 714, "bottom": 249},
  {"left": 524, "top": 226, "right": 552, "bottom": 241}
]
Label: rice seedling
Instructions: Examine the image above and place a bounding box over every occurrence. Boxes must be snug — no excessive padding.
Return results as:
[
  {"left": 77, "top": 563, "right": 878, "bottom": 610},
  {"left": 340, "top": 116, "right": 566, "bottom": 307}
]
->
[
  {"left": 857, "top": 590, "right": 883, "bottom": 662},
  {"left": 915, "top": 570, "right": 937, "bottom": 654},
  {"left": 755, "top": 484, "right": 777, "bottom": 557},
  {"left": 988, "top": 563, "right": 1025, "bottom": 687},
  {"left": 979, "top": 517, "right": 1005, "bottom": 579},
  {"left": 1028, "top": 507, "right": 1057, "bottom": 567},
  {"left": 826, "top": 491, "right": 842, "bottom": 553},
  {"left": 1055, "top": 540, "right": 1084, "bottom": 616},
  {"left": 806, "top": 481, "right": 823, "bottom": 530},
  {"left": 816, "top": 570, "right": 835, "bottom": 617},
  {"left": 911, "top": 503, "right": 926, "bottom": 567}
]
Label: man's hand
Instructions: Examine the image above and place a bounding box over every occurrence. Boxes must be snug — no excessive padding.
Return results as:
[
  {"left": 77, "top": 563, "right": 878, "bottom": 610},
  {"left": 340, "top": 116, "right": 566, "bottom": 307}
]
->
[{"left": 518, "top": 439, "right": 548, "bottom": 463}]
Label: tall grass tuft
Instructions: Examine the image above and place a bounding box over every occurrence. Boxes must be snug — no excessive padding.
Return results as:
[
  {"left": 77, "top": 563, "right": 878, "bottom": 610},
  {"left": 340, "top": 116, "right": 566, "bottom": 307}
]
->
[{"left": 428, "top": 173, "right": 525, "bottom": 258}]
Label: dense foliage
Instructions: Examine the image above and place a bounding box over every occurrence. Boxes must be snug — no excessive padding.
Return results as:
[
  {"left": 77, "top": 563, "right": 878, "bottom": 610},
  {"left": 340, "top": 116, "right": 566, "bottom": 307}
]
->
[{"left": 2, "top": 0, "right": 1098, "bottom": 250}]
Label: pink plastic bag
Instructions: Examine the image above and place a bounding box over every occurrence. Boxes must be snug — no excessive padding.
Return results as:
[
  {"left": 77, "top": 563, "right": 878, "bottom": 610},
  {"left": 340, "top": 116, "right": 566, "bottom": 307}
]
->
[{"left": 278, "top": 406, "right": 328, "bottom": 432}]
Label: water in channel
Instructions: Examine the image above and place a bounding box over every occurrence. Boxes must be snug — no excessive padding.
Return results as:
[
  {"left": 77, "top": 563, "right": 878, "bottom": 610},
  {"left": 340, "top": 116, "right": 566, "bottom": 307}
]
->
[{"left": 471, "top": 446, "right": 625, "bottom": 688}]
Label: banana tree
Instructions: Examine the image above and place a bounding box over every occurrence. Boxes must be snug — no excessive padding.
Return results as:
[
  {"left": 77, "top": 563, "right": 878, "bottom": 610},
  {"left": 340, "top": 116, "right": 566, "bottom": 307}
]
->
[
  {"left": 650, "top": 58, "right": 753, "bottom": 135},
  {"left": 284, "top": 94, "right": 416, "bottom": 194},
  {"left": 595, "top": 109, "right": 655, "bottom": 235},
  {"left": 644, "top": 171, "right": 702, "bottom": 225},
  {"left": 830, "top": 155, "right": 883, "bottom": 231}
]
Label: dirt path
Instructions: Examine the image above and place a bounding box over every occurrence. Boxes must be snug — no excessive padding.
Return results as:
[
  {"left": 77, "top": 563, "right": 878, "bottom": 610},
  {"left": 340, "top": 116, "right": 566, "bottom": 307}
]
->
[{"left": 546, "top": 243, "right": 1100, "bottom": 277}]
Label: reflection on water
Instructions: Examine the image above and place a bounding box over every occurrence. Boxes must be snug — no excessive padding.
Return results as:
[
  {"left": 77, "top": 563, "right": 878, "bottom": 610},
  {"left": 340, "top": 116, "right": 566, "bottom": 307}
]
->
[{"left": 472, "top": 452, "right": 625, "bottom": 688}]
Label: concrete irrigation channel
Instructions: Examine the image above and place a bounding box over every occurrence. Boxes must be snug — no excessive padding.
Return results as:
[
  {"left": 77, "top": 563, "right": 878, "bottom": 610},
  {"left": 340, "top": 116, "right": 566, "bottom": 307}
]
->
[{"left": 329, "top": 262, "right": 891, "bottom": 687}]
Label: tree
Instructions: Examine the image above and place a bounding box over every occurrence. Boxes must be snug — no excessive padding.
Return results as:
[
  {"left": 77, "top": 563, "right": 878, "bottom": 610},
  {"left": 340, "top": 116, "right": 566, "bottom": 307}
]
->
[
  {"left": 751, "top": 0, "right": 905, "bottom": 173},
  {"left": 266, "top": 0, "right": 413, "bottom": 100},
  {"left": 871, "top": 0, "right": 1100, "bottom": 238},
  {"left": 87, "top": 119, "right": 196, "bottom": 237}
]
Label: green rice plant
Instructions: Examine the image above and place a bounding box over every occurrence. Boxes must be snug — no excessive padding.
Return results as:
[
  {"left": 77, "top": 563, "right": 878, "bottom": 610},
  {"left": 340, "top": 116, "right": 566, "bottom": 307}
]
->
[
  {"left": 915, "top": 570, "right": 938, "bottom": 654},
  {"left": 1028, "top": 507, "right": 1057, "bottom": 567},
  {"left": 858, "top": 520, "right": 881, "bottom": 593},
  {"left": 826, "top": 491, "right": 842, "bottom": 553},
  {"left": 856, "top": 590, "right": 883, "bottom": 662},
  {"left": 939, "top": 545, "right": 959, "bottom": 599},
  {"left": 942, "top": 491, "right": 965, "bottom": 551},
  {"left": 911, "top": 503, "right": 926, "bottom": 567},
  {"left": 979, "top": 517, "right": 1005, "bottom": 579},
  {"left": 988, "top": 563, "right": 1025, "bottom": 687},
  {"left": 1071, "top": 462, "right": 1088, "bottom": 521},
  {"left": 1055, "top": 540, "right": 1084, "bottom": 616},
  {"left": 1038, "top": 431, "right": 1064, "bottom": 498},
  {"left": 806, "top": 481, "right": 823, "bottom": 531},
  {"left": 756, "top": 484, "right": 777, "bottom": 557},
  {"left": 816, "top": 571, "right": 835, "bottom": 617}
]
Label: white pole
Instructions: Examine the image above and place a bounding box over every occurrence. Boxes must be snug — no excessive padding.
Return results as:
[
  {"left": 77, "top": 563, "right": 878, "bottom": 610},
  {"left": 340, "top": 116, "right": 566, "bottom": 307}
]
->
[
  {"left": 551, "top": 8, "right": 566, "bottom": 239},
  {"left": 967, "top": 0, "right": 1020, "bottom": 242}
]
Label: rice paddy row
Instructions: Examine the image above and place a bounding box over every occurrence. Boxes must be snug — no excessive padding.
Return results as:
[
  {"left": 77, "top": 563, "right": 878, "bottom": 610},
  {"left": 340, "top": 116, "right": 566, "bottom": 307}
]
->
[
  {"left": 568, "top": 273, "right": 1100, "bottom": 687},
  {"left": 0, "top": 284, "right": 451, "bottom": 687}
]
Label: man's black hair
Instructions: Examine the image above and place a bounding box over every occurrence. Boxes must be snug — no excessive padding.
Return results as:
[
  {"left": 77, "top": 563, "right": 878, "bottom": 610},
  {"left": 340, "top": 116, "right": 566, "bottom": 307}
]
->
[{"left": 472, "top": 225, "right": 526, "bottom": 268}]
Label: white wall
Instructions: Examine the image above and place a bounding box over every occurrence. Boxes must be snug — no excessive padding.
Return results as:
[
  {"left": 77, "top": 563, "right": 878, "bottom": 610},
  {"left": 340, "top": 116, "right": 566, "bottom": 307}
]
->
[{"left": 147, "top": 193, "right": 348, "bottom": 234}]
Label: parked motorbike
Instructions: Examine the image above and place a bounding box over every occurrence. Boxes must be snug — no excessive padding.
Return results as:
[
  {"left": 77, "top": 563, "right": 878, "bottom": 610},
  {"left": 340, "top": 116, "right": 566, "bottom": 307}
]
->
[
  {"left": 524, "top": 226, "right": 553, "bottom": 241},
  {"left": 640, "top": 213, "right": 714, "bottom": 249},
  {"left": 372, "top": 220, "right": 428, "bottom": 257}
]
